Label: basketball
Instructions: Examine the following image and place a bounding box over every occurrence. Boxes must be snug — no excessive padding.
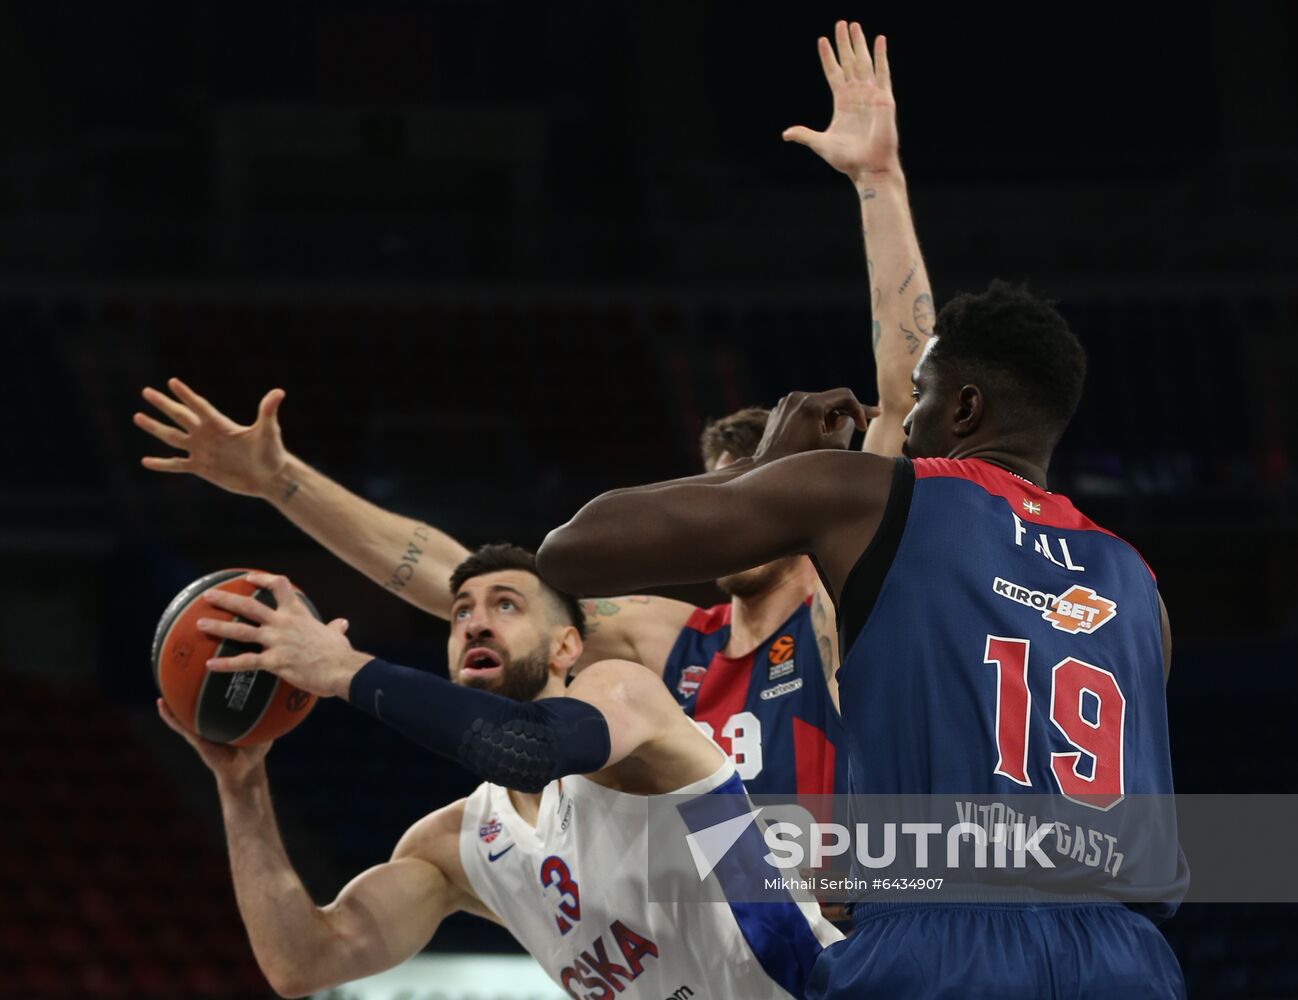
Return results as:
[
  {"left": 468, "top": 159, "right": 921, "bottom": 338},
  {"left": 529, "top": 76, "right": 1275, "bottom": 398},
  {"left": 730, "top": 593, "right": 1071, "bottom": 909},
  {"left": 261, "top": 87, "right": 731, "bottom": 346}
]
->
[{"left": 151, "top": 569, "right": 320, "bottom": 745}]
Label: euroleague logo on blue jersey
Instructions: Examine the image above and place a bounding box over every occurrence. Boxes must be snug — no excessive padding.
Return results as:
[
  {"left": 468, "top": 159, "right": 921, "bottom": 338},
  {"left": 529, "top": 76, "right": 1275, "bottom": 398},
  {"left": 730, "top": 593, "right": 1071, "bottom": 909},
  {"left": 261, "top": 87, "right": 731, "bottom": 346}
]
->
[
  {"left": 479, "top": 816, "right": 504, "bottom": 844},
  {"left": 767, "top": 633, "right": 797, "bottom": 681}
]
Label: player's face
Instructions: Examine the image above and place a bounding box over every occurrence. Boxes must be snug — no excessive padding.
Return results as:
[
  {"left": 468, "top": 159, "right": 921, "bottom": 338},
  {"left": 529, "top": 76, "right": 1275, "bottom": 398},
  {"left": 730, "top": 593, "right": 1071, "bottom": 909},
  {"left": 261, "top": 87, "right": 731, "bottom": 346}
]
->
[
  {"left": 447, "top": 570, "right": 555, "bottom": 702},
  {"left": 707, "top": 450, "right": 801, "bottom": 596},
  {"left": 901, "top": 340, "right": 952, "bottom": 460}
]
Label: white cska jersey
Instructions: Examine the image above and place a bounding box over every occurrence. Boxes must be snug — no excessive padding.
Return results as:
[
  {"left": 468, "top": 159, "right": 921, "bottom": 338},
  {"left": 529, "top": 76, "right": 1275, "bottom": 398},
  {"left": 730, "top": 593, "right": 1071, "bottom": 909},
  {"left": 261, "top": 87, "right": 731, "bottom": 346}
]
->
[{"left": 459, "top": 753, "right": 842, "bottom": 999}]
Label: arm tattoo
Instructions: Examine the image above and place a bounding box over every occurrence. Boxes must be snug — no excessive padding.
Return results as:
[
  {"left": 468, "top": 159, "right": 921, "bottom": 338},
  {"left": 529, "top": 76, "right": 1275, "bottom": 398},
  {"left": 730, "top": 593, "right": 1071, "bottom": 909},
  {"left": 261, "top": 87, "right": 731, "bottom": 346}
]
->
[
  {"left": 577, "top": 596, "right": 650, "bottom": 637},
  {"left": 384, "top": 523, "right": 432, "bottom": 593},
  {"left": 811, "top": 591, "right": 839, "bottom": 688},
  {"left": 872, "top": 320, "right": 882, "bottom": 352},
  {"left": 859, "top": 187, "right": 877, "bottom": 201},
  {"left": 897, "top": 260, "right": 919, "bottom": 295},
  {"left": 913, "top": 292, "right": 935, "bottom": 336},
  {"left": 282, "top": 480, "right": 301, "bottom": 504},
  {"left": 899, "top": 322, "right": 922, "bottom": 355}
]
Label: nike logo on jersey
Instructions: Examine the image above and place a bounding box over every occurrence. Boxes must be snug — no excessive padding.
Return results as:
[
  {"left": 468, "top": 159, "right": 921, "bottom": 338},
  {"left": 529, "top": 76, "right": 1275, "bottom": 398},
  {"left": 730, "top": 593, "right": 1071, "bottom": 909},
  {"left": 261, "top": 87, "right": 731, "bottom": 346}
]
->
[{"left": 487, "top": 844, "right": 516, "bottom": 862}]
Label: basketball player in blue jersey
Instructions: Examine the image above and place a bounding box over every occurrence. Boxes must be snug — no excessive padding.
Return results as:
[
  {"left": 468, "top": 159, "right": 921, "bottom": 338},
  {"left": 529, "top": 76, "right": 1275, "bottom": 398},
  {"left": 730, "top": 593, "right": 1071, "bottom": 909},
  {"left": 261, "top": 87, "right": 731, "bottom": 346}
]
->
[
  {"left": 162, "top": 546, "right": 840, "bottom": 998},
  {"left": 133, "top": 18, "right": 932, "bottom": 802},
  {"left": 536, "top": 23, "right": 1187, "bottom": 1000}
]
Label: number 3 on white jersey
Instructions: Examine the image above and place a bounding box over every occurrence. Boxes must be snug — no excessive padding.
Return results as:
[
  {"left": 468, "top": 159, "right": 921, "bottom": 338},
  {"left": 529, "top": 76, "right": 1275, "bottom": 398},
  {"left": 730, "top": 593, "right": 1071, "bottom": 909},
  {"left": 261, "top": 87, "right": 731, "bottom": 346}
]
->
[{"left": 696, "top": 712, "right": 764, "bottom": 780}]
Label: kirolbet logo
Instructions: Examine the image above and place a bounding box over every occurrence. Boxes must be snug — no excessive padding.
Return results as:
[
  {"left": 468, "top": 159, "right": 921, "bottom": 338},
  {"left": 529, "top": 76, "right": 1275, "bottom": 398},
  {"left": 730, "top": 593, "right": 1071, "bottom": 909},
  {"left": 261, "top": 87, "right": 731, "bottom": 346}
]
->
[{"left": 993, "top": 578, "right": 1117, "bottom": 635}]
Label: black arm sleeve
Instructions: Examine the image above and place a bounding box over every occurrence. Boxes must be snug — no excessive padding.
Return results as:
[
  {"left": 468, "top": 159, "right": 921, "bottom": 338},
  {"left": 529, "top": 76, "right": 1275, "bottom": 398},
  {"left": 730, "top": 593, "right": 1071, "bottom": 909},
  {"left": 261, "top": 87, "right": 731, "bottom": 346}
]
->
[{"left": 348, "top": 658, "right": 612, "bottom": 792}]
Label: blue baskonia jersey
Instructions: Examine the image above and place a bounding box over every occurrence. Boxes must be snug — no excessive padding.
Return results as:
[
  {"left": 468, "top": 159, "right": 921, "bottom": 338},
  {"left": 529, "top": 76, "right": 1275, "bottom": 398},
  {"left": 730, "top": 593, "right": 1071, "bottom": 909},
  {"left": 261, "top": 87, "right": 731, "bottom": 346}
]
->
[
  {"left": 836, "top": 457, "right": 1186, "bottom": 913},
  {"left": 663, "top": 599, "right": 849, "bottom": 796}
]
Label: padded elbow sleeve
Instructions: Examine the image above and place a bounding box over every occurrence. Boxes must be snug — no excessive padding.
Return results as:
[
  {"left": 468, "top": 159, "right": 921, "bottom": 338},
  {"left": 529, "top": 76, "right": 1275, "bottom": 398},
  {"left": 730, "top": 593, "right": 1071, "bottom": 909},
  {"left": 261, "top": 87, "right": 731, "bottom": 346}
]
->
[{"left": 350, "top": 659, "right": 612, "bottom": 793}]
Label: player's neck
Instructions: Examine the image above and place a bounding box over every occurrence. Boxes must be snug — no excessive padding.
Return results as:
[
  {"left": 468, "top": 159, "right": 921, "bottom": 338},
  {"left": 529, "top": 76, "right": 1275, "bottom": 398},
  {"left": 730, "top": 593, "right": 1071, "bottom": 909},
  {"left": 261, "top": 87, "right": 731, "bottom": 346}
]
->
[
  {"left": 951, "top": 444, "right": 1050, "bottom": 489},
  {"left": 725, "top": 558, "right": 817, "bottom": 658},
  {"left": 505, "top": 787, "right": 545, "bottom": 826}
]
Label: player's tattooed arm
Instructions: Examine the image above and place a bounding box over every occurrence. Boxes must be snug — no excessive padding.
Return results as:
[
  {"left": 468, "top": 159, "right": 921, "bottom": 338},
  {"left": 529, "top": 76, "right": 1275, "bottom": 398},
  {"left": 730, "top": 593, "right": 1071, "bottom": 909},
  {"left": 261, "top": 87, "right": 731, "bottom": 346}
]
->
[
  {"left": 781, "top": 21, "right": 933, "bottom": 459},
  {"left": 574, "top": 595, "right": 696, "bottom": 677},
  {"left": 135, "top": 378, "right": 471, "bottom": 620},
  {"left": 810, "top": 584, "right": 841, "bottom": 709}
]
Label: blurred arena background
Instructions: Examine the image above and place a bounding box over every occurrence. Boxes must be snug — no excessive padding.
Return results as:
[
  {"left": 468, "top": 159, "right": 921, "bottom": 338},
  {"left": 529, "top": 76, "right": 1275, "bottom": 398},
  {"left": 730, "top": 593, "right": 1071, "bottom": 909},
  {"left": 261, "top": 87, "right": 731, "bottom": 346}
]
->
[{"left": 1, "top": 1, "right": 1295, "bottom": 997}]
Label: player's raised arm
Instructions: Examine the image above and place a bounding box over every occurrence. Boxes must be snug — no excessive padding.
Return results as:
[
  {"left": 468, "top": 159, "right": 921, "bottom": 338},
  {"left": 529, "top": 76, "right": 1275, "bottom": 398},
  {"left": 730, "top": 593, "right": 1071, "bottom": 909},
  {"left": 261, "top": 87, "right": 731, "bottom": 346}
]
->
[
  {"left": 784, "top": 22, "right": 933, "bottom": 457},
  {"left": 538, "top": 389, "right": 894, "bottom": 600},
  {"left": 135, "top": 378, "right": 470, "bottom": 619},
  {"left": 156, "top": 699, "right": 479, "bottom": 998}
]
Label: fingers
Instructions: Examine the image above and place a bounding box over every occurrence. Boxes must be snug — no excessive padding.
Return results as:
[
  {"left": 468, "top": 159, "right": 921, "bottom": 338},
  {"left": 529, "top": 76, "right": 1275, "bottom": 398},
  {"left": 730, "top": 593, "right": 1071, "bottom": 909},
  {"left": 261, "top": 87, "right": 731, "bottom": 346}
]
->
[
  {"left": 141, "top": 455, "right": 192, "bottom": 473},
  {"left": 849, "top": 21, "right": 874, "bottom": 79},
  {"left": 207, "top": 651, "right": 266, "bottom": 672},
  {"left": 257, "top": 388, "right": 285, "bottom": 427},
  {"left": 196, "top": 618, "right": 262, "bottom": 644},
  {"left": 328, "top": 618, "right": 350, "bottom": 636},
  {"left": 816, "top": 34, "right": 843, "bottom": 86},
  {"left": 141, "top": 386, "right": 198, "bottom": 429},
  {"left": 204, "top": 588, "right": 275, "bottom": 624},
  {"left": 244, "top": 572, "right": 300, "bottom": 614},
  {"left": 167, "top": 377, "right": 220, "bottom": 420},
  {"left": 782, "top": 125, "right": 826, "bottom": 150},
  {"left": 156, "top": 698, "right": 201, "bottom": 748},
  {"left": 874, "top": 34, "right": 892, "bottom": 92},
  {"left": 133, "top": 411, "right": 189, "bottom": 450},
  {"left": 834, "top": 21, "right": 854, "bottom": 81},
  {"left": 816, "top": 387, "right": 870, "bottom": 431}
]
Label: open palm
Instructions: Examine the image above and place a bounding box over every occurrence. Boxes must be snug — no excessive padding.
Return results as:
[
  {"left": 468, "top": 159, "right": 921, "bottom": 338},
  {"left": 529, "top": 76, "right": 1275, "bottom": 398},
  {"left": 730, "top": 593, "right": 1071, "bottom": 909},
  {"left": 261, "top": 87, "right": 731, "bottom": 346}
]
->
[
  {"left": 134, "top": 377, "right": 288, "bottom": 498},
  {"left": 784, "top": 21, "right": 899, "bottom": 184}
]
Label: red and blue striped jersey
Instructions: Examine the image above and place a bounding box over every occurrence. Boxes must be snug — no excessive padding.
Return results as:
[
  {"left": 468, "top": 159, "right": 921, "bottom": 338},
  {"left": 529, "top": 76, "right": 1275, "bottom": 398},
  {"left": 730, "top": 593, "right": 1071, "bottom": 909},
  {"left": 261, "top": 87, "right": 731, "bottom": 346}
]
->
[
  {"left": 837, "top": 457, "right": 1186, "bottom": 912},
  {"left": 662, "top": 599, "right": 848, "bottom": 796}
]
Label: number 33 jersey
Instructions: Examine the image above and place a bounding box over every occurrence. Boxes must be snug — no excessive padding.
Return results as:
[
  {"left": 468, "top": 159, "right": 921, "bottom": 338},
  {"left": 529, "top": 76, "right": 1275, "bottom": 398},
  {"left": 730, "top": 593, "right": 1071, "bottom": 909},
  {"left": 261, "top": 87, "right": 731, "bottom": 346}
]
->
[
  {"left": 663, "top": 600, "right": 849, "bottom": 797},
  {"left": 459, "top": 754, "right": 842, "bottom": 1000}
]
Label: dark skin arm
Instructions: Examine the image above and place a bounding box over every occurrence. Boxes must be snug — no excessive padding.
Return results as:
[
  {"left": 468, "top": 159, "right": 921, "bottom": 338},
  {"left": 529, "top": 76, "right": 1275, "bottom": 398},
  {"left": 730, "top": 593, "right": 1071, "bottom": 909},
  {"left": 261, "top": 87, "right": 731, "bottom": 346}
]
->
[
  {"left": 538, "top": 391, "right": 895, "bottom": 603},
  {"left": 1158, "top": 592, "right": 1172, "bottom": 684}
]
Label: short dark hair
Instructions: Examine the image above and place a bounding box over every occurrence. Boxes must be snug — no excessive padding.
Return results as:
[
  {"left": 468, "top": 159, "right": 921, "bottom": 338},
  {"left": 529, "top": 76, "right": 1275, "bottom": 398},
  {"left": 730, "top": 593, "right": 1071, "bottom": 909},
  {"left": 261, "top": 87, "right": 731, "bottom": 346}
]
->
[
  {"left": 928, "top": 280, "right": 1086, "bottom": 441},
  {"left": 449, "top": 543, "right": 587, "bottom": 640},
  {"left": 700, "top": 406, "right": 770, "bottom": 466}
]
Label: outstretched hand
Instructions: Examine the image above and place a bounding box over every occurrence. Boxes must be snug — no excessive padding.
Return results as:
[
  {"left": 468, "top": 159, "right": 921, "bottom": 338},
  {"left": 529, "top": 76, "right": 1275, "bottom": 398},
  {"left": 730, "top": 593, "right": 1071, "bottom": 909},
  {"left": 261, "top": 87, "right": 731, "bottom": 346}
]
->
[
  {"left": 754, "top": 388, "right": 876, "bottom": 465},
  {"left": 783, "top": 21, "right": 899, "bottom": 186},
  {"left": 135, "top": 378, "right": 289, "bottom": 498},
  {"left": 197, "top": 573, "right": 369, "bottom": 701}
]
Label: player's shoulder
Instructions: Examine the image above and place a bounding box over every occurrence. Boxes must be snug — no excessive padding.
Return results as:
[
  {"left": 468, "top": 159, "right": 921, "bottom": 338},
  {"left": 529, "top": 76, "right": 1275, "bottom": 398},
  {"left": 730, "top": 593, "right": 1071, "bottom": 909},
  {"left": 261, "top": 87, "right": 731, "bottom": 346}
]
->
[
  {"left": 393, "top": 795, "right": 472, "bottom": 864},
  {"left": 568, "top": 657, "right": 674, "bottom": 702}
]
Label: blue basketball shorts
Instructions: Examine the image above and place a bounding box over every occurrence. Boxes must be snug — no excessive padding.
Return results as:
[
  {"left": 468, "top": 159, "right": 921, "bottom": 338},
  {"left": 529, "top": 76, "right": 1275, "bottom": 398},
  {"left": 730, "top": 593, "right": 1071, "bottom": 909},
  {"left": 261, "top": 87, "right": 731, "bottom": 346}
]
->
[{"left": 806, "top": 902, "right": 1185, "bottom": 999}]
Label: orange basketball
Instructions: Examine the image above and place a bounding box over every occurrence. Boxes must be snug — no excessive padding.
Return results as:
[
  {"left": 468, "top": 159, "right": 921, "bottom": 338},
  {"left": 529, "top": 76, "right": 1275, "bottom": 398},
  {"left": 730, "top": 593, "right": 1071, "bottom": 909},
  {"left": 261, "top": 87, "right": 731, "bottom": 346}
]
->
[{"left": 151, "top": 569, "right": 319, "bottom": 745}]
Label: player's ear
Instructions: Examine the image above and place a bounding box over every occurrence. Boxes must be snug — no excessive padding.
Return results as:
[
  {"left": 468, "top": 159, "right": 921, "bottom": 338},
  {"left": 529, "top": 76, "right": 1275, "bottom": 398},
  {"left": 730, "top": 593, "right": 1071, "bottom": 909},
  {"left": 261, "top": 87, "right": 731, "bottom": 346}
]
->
[
  {"left": 952, "top": 384, "right": 984, "bottom": 437},
  {"left": 550, "top": 625, "right": 583, "bottom": 676}
]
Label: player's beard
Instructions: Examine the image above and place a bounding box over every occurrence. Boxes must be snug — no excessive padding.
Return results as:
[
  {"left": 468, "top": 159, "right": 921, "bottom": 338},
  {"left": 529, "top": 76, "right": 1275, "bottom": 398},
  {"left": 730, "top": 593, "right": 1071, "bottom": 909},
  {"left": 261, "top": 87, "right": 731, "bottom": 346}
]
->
[
  {"left": 716, "top": 556, "right": 802, "bottom": 599},
  {"left": 461, "top": 639, "right": 552, "bottom": 702}
]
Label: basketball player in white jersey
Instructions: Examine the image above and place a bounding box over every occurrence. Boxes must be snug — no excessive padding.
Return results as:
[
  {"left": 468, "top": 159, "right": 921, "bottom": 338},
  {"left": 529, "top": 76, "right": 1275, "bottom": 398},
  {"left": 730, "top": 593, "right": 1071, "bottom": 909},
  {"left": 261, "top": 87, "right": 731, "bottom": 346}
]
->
[{"left": 161, "top": 544, "right": 840, "bottom": 999}]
